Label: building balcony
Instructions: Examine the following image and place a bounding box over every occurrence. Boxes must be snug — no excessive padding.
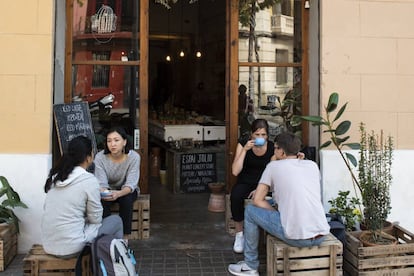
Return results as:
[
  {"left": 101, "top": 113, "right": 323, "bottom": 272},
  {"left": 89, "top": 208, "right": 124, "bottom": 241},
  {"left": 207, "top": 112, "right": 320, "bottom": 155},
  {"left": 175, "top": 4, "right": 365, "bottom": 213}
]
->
[{"left": 271, "top": 14, "right": 294, "bottom": 36}]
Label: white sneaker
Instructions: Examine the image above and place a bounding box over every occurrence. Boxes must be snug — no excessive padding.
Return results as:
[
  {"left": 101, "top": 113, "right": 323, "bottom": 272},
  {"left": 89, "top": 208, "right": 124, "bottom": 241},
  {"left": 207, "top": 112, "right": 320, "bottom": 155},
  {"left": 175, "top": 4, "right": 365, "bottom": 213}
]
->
[
  {"left": 228, "top": 261, "right": 259, "bottom": 276},
  {"left": 233, "top": 231, "right": 244, "bottom": 253}
]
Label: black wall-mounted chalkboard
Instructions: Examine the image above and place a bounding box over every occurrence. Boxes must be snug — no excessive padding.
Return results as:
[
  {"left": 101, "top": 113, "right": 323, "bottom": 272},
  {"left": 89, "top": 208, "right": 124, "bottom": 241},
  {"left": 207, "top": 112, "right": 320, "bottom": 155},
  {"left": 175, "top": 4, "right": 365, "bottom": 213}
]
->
[
  {"left": 180, "top": 152, "right": 217, "bottom": 193},
  {"left": 53, "top": 102, "right": 97, "bottom": 155}
]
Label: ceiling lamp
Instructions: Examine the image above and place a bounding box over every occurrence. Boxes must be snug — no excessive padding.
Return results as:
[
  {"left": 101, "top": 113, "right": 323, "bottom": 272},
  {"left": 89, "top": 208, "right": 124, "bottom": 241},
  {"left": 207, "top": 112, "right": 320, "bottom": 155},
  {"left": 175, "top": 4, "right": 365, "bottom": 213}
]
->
[{"left": 155, "top": 0, "right": 198, "bottom": 9}]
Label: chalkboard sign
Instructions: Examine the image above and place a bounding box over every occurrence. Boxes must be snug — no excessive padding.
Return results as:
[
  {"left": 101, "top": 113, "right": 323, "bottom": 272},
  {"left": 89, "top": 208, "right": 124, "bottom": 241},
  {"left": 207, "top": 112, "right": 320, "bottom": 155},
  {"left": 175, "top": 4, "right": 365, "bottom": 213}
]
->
[
  {"left": 180, "top": 152, "right": 217, "bottom": 193},
  {"left": 53, "top": 102, "right": 97, "bottom": 155}
]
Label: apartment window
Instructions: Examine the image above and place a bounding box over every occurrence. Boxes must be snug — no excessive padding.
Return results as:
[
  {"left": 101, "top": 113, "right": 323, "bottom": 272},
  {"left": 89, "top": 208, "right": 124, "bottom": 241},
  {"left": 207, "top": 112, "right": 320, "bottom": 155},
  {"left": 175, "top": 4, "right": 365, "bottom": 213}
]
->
[{"left": 276, "top": 49, "right": 288, "bottom": 85}]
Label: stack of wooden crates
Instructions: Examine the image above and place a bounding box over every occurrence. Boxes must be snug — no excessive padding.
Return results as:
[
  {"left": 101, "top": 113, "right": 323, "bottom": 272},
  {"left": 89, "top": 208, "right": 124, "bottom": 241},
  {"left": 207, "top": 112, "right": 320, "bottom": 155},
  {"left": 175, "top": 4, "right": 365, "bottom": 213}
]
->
[{"left": 110, "top": 194, "right": 150, "bottom": 240}]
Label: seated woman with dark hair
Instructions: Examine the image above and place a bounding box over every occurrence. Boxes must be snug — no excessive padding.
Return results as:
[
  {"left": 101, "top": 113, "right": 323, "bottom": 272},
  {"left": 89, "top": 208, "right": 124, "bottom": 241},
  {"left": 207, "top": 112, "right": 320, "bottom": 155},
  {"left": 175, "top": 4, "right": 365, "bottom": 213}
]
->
[
  {"left": 41, "top": 135, "right": 123, "bottom": 258},
  {"left": 94, "top": 126, "right": 141, "bottom": 241}
]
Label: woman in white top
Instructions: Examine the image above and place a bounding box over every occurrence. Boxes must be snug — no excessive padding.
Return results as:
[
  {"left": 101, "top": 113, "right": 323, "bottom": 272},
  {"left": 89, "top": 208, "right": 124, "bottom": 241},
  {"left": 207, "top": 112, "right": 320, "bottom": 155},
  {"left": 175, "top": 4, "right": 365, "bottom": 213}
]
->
[{"left": 41, "top": 136, "right": 123, "bottom": 258}]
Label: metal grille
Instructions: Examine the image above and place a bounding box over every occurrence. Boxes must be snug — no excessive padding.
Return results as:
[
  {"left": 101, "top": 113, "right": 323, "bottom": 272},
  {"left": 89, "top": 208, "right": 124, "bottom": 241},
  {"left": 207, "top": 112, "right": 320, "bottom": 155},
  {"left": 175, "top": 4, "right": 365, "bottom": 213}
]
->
[{"left": 92, "top": 51, "right": 110, "bottom": 88}]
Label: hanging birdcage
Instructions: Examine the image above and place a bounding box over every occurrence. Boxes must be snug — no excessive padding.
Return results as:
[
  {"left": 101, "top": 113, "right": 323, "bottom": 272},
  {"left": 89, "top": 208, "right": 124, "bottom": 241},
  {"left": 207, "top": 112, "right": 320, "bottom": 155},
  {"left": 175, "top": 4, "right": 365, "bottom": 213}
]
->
[{"left": 91, "top": 5, "right": 117, "bottom": 34}]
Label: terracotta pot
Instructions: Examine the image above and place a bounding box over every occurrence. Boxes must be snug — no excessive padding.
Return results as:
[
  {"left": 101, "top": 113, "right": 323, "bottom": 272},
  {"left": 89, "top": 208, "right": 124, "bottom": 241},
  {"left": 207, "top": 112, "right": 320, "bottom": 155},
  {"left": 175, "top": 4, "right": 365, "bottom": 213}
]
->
[
  {"left": 208, "top": 182, "right": 225, "bottom": 194},
  {"left": 359, "top": 230, "right": 398, "bottom": 247},
  {"left": 360, "top": 220, "right": 393, "bottom": 231}
]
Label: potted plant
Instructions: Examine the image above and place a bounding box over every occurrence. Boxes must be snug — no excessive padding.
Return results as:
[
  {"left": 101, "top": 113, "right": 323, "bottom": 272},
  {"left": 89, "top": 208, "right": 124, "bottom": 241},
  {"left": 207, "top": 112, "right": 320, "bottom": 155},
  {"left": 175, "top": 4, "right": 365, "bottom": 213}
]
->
[
  {"left": 328, "top": 190, "right": 362, "bottom": 231},
  {"left": 0, "top": 175, "right": 27, "bottom": 271},
  {"left": 357, "top": 123, "right": 395, "bottom": 245},
  {"left": 0, "top": 175, "right": 28, "bottom": 233},
  {"left": 298, "top": 93, "right": 397, "bottom": 237},
  {"left": 298, "top": 92, "right": 414, "bottom": 273}
]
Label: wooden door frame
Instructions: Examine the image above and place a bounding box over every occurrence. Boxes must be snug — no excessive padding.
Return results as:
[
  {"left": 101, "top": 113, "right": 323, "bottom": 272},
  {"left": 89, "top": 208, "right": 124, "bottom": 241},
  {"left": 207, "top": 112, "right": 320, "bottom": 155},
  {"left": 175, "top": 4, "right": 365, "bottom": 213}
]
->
[{"left": 226, "top": 0, "right": 310, "bottom": 192}]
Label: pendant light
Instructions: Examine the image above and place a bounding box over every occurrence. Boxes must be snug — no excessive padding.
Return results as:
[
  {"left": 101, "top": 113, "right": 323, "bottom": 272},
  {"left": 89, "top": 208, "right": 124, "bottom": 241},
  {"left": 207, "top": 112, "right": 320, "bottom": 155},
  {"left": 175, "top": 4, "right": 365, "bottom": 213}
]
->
[
  {"left": 179, "top": 0, "right": 185, "bottom": 58},
  {"left": 165, "top": 9, "right": 172, "bottom": 62},
  {"left": 194, "top": 0, "right": 202, "bottom": 58}
]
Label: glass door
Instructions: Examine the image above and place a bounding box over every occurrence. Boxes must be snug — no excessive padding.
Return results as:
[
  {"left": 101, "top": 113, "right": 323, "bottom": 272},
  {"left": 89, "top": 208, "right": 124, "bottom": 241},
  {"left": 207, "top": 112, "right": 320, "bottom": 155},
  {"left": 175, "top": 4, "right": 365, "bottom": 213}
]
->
[
  {"left": 65, "top": 0, "right": 149, "bottom": 192},
  {"left": 227, "top": 0, "right": 309, "bottom": 190}
]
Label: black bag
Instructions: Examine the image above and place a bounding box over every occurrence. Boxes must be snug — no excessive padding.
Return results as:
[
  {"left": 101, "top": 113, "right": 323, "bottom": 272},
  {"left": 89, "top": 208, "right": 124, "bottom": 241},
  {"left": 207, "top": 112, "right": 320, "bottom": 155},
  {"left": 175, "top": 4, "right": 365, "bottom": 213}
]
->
[
  {"left": 329, "top": 220, "right": 346, "bottom": 244},
  {"left": 76, "top": 234, "right": 138, "bottom": 276}
]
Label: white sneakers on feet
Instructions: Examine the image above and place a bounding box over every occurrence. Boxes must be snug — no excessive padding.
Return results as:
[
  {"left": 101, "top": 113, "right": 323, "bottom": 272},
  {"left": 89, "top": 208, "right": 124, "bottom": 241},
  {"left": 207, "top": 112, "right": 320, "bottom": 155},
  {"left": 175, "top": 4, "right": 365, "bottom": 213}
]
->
[
  {"left": 233, "top": 231, "right": 244, "bottom": 253},
  {"left": 228, "top": 261, "right": 259, "bottom": 276}
]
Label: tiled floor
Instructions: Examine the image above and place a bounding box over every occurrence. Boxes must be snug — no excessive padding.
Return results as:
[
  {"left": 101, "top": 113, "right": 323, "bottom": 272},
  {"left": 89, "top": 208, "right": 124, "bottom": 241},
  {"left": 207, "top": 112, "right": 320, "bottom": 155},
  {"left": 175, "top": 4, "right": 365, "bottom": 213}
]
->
[{"left": 0, "top": 177, "right": 267, "bottom": 275}]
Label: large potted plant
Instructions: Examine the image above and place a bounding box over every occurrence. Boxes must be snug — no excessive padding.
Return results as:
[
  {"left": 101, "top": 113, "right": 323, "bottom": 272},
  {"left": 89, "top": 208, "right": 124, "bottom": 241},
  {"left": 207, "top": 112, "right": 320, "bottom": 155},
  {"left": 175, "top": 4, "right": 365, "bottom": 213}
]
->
[
  {"left": 299, "top": 93, "right": 396, "bottom": 237},
  {"left": 299, "top": 93, "right": 414, "bottom": 274},
  {"left": 0, "top": 175, "right": 27, "bottom": 271},
  {"left": 357, "top": 123, "right": 395, "bottom": 245}
]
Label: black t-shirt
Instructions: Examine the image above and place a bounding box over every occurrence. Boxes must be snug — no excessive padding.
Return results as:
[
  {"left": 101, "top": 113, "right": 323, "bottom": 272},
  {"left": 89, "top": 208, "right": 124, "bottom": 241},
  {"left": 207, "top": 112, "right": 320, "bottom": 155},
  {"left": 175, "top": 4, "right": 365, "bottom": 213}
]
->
[{"left": 236, "top": 136, "right": 275, "bottom": 188}]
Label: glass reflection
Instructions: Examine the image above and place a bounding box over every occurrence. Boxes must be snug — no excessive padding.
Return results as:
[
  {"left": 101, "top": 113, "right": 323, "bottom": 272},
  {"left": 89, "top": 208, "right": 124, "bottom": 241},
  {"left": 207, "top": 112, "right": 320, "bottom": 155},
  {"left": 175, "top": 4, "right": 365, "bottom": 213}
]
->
[{"left": 238, "top": 0, "right": 302, "bottom": 140}]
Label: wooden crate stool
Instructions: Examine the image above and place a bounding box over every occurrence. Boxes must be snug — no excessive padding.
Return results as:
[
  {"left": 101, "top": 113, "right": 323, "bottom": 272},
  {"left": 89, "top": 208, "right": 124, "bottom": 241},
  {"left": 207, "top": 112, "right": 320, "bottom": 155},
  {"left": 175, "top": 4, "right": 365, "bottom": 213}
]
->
[
  {"left": 23, "top": 244, "right": 90, "bottom": 276},
  {"left": 110, "top": 194, "right": 150, "bottom": 239},
  {"left": 0, "top": 223, "right": 17, "bottom": 271},
  {"left": 225, "top": 194, "right": 236, "bottom": 236},
  {"left": 267, "top": 233, "right": 343, "bottom": 276},
  {"left": 225, "top": 194, "right": 255, "bottom": 236}
]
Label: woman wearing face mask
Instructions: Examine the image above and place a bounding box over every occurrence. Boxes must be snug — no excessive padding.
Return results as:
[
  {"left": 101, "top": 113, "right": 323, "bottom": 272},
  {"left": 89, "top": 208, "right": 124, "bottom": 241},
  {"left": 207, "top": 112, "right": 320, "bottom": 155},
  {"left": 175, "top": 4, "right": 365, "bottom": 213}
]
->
[
  {"left": 94, "top": 126, "right": 141, "bottom": 242},
  {"left": 230, "top": 119, "right": 276, "bottom": 253}
]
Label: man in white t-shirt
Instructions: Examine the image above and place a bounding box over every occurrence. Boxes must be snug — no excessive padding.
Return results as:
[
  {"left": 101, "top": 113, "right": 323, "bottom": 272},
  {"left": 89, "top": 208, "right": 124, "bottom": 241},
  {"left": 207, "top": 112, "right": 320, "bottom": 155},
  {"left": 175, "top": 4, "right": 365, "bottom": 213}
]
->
[{"left": 228, "top": 132, "right": 330, "bottom": 276}]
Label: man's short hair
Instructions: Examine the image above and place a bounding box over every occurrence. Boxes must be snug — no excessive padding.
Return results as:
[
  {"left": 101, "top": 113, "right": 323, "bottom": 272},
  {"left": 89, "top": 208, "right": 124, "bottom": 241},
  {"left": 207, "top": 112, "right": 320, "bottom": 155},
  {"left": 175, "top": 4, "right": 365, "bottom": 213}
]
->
[{"left": 274, "top": 132, "right": 302, "bottom": 156}]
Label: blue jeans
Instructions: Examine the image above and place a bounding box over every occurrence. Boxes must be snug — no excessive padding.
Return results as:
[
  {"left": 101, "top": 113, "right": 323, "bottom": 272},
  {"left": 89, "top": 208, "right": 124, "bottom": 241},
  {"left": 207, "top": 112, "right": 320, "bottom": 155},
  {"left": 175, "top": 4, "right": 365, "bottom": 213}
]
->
[{"left": 244, "top": 204, "right": 326, "bottom": 270}]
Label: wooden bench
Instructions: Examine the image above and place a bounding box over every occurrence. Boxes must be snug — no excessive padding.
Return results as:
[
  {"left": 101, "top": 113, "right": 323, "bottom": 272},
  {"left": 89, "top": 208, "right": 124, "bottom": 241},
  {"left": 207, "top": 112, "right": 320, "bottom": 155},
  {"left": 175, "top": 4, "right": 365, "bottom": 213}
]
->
[
  {"left": 266, "top": 233, "right": 343, "bottom": 276},
  {"left": 23, "top": 244, "right": 91, "bottom": 276},
  {"left": 110, "top": 194, "right": 150, "bottom": 240}
]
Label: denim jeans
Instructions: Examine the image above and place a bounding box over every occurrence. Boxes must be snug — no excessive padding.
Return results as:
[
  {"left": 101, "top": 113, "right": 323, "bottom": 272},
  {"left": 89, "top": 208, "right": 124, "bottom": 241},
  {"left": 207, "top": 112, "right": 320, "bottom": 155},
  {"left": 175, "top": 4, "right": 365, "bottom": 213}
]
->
[{"left": 244, "top": 204, "right": 326, "bottom": 270}]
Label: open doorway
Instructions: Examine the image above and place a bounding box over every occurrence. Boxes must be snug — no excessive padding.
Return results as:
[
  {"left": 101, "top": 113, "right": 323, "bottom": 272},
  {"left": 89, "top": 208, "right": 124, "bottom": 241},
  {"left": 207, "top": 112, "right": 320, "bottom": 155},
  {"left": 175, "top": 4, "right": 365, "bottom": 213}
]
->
[
  {"left": 148, "top": 0, "right": 227, "bottom": 194},
  {"left": 148, "top": 0, "right": 226, "bottom": 119}
]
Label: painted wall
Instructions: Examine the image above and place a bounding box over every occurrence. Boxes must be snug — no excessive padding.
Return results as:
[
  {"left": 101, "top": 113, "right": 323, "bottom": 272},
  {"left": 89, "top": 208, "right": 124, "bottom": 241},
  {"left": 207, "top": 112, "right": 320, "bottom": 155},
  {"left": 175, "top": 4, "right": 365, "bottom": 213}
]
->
[
  {"left": 320, "top": 0, "right": 414, "bottom": 231},
  {"left": 0, "top": 0, "right": 54, "bottom": 252}
]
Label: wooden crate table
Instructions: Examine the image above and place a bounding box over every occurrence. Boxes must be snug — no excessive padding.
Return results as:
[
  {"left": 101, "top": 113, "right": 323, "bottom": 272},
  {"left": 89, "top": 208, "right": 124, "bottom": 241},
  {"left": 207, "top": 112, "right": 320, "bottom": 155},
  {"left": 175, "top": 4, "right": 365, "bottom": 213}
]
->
[
  {"left": 110, "top": 194, "right": 150, "bottom": 240},
  {"left": 267, "top": 233, "right": 343, "bottom": 276},
  {"left": 344, "top": 224, "right": 414, "bottom": 275},
  {"left": 0, "top": 223, "right": 17, "bottom": 271},
  {"left": 23, "top": 244, "right": 90, "bottom": 276}
]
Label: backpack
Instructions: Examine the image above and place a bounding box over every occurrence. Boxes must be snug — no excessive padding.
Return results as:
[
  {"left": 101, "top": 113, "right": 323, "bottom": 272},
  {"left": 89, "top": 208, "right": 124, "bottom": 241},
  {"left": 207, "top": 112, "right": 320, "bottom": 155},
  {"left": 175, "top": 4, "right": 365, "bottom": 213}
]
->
[{"left": 76, "top": 234, "right": 138, "bottom": 276}]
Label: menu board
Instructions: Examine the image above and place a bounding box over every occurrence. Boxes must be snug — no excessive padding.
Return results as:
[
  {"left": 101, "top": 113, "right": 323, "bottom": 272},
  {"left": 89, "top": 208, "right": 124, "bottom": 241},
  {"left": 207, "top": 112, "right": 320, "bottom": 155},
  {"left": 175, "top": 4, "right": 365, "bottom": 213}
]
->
[
  {"left": 180, "top": 152, "right": 217, "bottom": 193},
  {"left": 53, "top": 102, "right": 97, "bottom": 155}
]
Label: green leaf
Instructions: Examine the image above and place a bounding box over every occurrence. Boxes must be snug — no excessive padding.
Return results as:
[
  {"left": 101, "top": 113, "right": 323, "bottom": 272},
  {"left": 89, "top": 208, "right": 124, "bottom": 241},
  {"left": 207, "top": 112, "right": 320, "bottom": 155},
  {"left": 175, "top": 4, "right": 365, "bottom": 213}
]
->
[
  {"left": 333, "top": 103, "right": 348, "bottom": 122},
  {"left": 299, "top": 115, "right": 324, "bottom": 123},
  {"left": 335, "top": 121, "right": 351, "bottom": 135},
  {"left": 344, "top": 143, "right": 360, "bottom": 150},
  {"left": 323, "top": 129, "right": 335, "bottom": 133},
  {"left": 320, "top": 140, "right": 332, "bottom": 149},
  {"left": 290, "top": 116, "right": 302, "bottom": 127},
  {"left": 335, "top": 136, "right": 350, "bottom": 145},
  {"left": 345, "top": 152, "right": 358, "bottom": 167},
  {"left": 327, "top": 93, "right": 339, "bottom": 112}
]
